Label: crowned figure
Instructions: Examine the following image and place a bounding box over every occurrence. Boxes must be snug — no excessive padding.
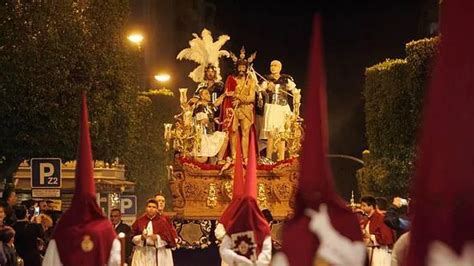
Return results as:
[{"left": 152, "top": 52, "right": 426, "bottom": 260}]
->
[{"left": 219, "top": 47, "right": 257, "bottom": 163}]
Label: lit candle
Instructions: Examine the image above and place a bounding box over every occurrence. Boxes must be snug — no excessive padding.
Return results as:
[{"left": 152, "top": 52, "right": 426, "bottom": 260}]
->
[
  {"left": 164, "top": 123, "right": 172, "bottom": 139},
  {"left": 166, "top": 165, "right": 174, "bottom": 180},
  {"left": 179, "top": 88, "right": 188, "bottom": 104}
]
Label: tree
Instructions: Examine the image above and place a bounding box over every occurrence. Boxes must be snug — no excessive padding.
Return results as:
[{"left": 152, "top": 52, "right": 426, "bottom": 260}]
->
[
  {"left": 357, "top": 37, "right": 438, "bottom": 197},
  {"left": 122, "top": 89, "right": 178, "bottom": 209},
  {"left": 0, "top": 1, "right": 141, "bottom": 185}
]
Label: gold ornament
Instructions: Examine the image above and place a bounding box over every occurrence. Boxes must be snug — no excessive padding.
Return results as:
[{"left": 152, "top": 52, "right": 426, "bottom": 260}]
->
[
  {"left": 81, "top": 235, "right": 94, "bottom": 252},
  {"left": 206, "top": 183, "right": 218, "bottom": 208}
]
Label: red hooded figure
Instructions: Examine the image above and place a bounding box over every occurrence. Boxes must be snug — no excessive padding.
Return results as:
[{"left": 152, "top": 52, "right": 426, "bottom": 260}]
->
[
  {"left": 274, "top": 15, "right": 365, "bottom": 266},
  {"left": 218, "top": 131, "right": 245, "bottom": 229},
  {"left": 43, "top": 93, "right": 119, "bottom": 266},
  {"left": 219, "top": 131, "right": 272, "bottom": 265},
  {"left": 407, "top": 0, "right": 474, "bottom": 265}
]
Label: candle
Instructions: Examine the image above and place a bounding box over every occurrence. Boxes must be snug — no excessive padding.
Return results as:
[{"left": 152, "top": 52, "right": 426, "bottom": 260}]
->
[
  {"left": 164, "top": 123, "right": 172, "bottom": 139},
  {"left": 179, "top": 88, "right": 188, "bottom": 104}
]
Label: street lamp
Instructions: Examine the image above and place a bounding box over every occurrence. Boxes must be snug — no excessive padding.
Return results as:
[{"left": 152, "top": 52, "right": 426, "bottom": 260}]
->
[
  {"left": 127, "top": 33, "right": 144, "bottom": 49},
  {"left": 326, "top": 154, "right": 364, "bottom": 165},
  {"left": 127, "top": 32, "right": 146, "bottom": 89},
  {"left": 154, "top": 73, "right": 171, "bottom": 83}
]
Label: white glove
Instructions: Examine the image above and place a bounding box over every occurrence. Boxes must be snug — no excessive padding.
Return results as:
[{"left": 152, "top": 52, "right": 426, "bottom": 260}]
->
[
  {"left": 427, "top": 241, "right": 474, "bottom": 266},
  {"left": 271, "top": 252, "right": 289, "bottom": 266},
  {"left": 305, "top": 204, "right": 366, "bottom": 266},
  {"left": 305, "top": 204, "right": 333, "bottom": 238},
  {"left": 214, "top": 223, "right": 226, "bottom": 240}
]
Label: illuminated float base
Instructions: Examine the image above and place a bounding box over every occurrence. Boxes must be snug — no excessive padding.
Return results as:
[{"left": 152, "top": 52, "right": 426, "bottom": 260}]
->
[{"left": 168, "top": 156, "right": 299, "bottom": 249}]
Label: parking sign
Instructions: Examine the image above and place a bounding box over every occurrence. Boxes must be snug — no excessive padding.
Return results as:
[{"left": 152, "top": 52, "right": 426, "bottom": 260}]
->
[
  {"left": 120, "top": 195, "right": 137, "bottom": 216},
  {"left": 31, "top": 158, "right": 62, "bottom": 188}
]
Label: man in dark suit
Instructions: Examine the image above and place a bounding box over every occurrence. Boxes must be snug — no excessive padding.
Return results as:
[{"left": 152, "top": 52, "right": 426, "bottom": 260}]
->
[
  {"left": 0, "top": 186, "right": 17, "bottom": 226},
  {"left": 110, "top": 208, "right": 132, "bottom": 263},
  {"left": 12, "top": 205, "right": 43, "bottom": 266}
]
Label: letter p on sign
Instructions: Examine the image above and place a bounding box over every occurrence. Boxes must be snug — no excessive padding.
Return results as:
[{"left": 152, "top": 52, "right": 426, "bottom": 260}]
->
[
  {"left": 120, "top": 195, "right": 137, "bottom": 216},
  {"left": 31, "top": 158, "right": 62, "bottom": 188},
  {"left": 39, "top": 163, "right": 54, "bottom": 185}
]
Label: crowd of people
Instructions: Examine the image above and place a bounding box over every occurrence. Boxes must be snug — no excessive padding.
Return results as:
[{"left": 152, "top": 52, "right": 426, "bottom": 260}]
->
[
  {"left": 0, "top": 187, "right": 61, "bottom": 266},
  {"left": 0, "top": 188, "right": 420, "bottom": 266}
]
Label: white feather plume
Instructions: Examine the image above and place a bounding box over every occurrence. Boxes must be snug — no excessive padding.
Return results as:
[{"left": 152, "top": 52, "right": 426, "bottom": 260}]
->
[{"left": 177, "top": 28, "right": 230, "bottom": 82}]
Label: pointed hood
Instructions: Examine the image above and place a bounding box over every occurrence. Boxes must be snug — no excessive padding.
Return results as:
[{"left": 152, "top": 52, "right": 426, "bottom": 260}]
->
[
  {"left": 280, "top": 15, "right": 362, "bottom": 266},
  {"left": 224, "top": 130, "right": 270, "bottom": 255},
  {"left": 219, "top": 132, "right": 245, "bottom": 227},
  {"left": 234, "top": 131, "right": 245, "bottom": 199},
  {"left": 52, "top": 92, "right": 116, "bottom": 266},
  {"left": 73, "top": 92, "right": 98, "bottom": 205},
  {"left": 244, "top": 128, "right": 258, "bottom": 199},
  {"left": 407, "top": 1, "right": 474, "bottom": 265},
  {"left": 295, "top": 15, "right": 343, "bottom": 213}
]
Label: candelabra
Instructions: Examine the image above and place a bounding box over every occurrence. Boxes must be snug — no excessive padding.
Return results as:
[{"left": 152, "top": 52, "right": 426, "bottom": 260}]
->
[
  {"left": 293, "top": 88, "right": 301, "bottom": 117},
  {"left": 273, "top": 114, "right": 304, "bottom": 158},
  {"left": 163, "top": 88, "right": 203, "bottom": 157},
  {"left": 350, "top": 190, "right": 356, "bottom": 210}
]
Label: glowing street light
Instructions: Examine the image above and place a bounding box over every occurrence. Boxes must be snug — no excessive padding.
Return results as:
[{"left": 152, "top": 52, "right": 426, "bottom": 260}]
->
[
  {"left": 127, "top": 33, "right": 144, "bottom": 47},
  {"left": 154, "top": 73, "right": 171, "bottom": 83}
]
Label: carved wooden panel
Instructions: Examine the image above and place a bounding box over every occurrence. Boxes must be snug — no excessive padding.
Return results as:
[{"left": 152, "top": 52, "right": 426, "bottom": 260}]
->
[{"left": 169, "top": 158, "right": 299, "bottom": 220}]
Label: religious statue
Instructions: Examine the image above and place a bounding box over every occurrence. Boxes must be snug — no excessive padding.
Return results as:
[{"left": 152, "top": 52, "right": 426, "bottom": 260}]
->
[
  {"left": 219, "top": 47, "right": 257, "bottom": 163},
  {"left": 192, "top": 87, "right": 228, "bottom": 163},
  {"left": 258, "top": 60, "right": 297, "bottom": 161},
  {"left": 174, "top": 28, "right": 231, "bottom": 162}
]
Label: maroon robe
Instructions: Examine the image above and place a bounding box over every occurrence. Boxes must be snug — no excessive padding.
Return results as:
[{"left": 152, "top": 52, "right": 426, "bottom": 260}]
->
[
  {"left": 131, "top": 214, "right": 177, "bottom": 248},
  {"left": 407, "top": 0, "right": 474, "bottom": 264},
  {"left": 219, "top": 75, "right": 237, "bottom": 132},
  {"left": 281, "top": 16, "right": 363, "bottom": 266},
  {"left": 362, "top": 211, "right": 395, "bottom": 246}
]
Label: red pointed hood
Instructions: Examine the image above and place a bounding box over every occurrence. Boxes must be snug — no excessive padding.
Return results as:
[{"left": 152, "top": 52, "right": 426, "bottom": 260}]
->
[
  {"left": 224, "top": 130, "right": 270, "bottom": 255},
  {"left": 219, "top": 132, "right": 245, "bottom": 227},
  {"left": 407, "top": 1, "right": 474, "bottom": 265},
  {"left": 52, "top": 92, "right": 116, "bottom": 266},
  {"left": 281, "top": 15, "right": 362, "bottom": 266},
  {"left": 234, "top": 132, "right": 245, "bottom": 199},
  {"left": 244, "top": 129, "right": 258, "bottom": 199}
]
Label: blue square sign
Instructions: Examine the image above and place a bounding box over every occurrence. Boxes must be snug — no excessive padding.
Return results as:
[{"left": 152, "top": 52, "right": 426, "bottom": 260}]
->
[
  {"left": 120, "top": 195, "right": 137, "bottom": 216},
  {"left": 31, "top": 158, "right": 62, "bottom": 188}
]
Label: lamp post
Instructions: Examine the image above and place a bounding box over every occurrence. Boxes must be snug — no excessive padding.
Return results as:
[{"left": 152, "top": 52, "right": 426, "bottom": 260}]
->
[
  {"left": 326, "top": 154, "right": 364, "bottom": 165},
  {"left": 127, "top": 32, "right": 146, "bottom": 89}
]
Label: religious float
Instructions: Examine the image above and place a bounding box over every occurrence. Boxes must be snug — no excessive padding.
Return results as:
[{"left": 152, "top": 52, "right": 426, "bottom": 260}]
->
[{"left": 163, "top": 29, "right": 305, "bottom": 249}]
